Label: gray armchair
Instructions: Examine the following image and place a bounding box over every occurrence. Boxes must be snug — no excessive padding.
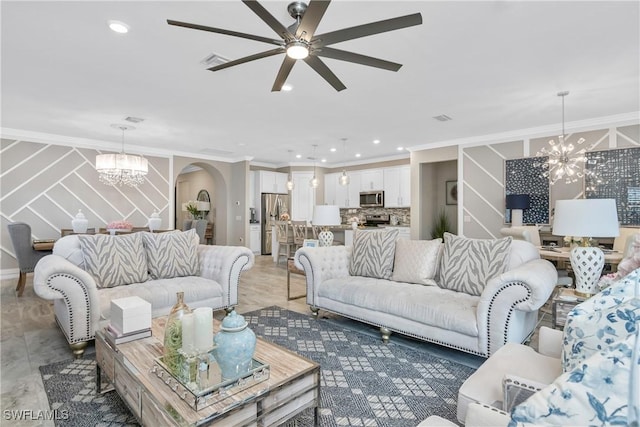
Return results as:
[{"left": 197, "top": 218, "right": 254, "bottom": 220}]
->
[{"left": 7, "top": 222, "right": 52, "bottom": 296}]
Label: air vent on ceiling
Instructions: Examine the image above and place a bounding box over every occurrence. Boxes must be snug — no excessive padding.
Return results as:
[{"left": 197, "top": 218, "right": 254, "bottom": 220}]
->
[
  {"left": 200, "top": 53, "right": 229, "bottom": 68},
  {"left": 433, "top": 114, "right": 452, "bottom": 122},
  {"left": 124, "top": 116, "right": 145, "bottom": 123}
]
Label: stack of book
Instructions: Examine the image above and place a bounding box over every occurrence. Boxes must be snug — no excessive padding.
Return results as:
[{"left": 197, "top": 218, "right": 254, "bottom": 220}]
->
[
  {"left": 32, "top": 239, "right": 56, "bottom": 250},
  {"left": 105, "top": 323, "right": 151, "bottom": 346}
]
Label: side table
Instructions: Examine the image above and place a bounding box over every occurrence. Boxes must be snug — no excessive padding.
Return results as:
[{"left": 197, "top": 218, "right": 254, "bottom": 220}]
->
[
  {"left": 287, "top": 257, "right": 306, "bottom": 300},
  {"left": 552, "top": 288, "right": 585, "bottom": 329}
]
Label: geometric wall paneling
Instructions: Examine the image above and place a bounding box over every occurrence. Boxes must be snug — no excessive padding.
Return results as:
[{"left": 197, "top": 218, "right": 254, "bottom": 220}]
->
[
  {"left": 1, "top": 138, "right": 171, "bottom": 270},
  {"left": 616, "top": 124, "right": 640, "bottom": 149},
  {"left": 585, "top": 146, "right": 640, "bottom": 225},
  {"left": 504, "top": 157, "right": 550, "bottom": 224}
]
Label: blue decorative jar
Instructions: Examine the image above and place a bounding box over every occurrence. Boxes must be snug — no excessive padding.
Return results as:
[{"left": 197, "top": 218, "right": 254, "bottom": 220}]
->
[{"left": 213, "top": 310, "right": 256, "bottom": 380}]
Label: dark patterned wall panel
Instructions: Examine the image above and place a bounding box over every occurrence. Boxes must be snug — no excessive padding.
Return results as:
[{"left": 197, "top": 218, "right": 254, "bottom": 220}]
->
[
  {"left": 585, "top": 147, "right": 640, "bottom": 225},
  {"left": 505, "top": 157, "right": 550, "bottom": 224}
]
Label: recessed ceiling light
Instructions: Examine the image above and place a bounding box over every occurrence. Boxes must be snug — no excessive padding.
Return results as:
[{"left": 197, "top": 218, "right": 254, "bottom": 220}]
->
[
  {"left": 296, "top": 154, "right": 302, "bottom": 159},
  {"left": 373, "top": 139, "right": 381, "bottom": 144},
  {"left": 397, "top": 147, "right": 404, "bottom": 151},
  {"left": 321, "top": 158, "right": 327, "bottom": 163},
  {"left": 281, "top": 84, "right": 293, "bottom": 91},
  {"left": 108, "top": 20, "right": 130, "bottom": 34},
  {"left": 330, "top": 147, "right": 337, "bottom": 152},
  {"left": 355, "top": 153, "right": 361, "bottom": 158}
]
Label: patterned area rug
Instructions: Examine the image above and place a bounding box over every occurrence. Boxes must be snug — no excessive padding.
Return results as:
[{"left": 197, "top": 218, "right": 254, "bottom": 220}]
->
[{"left": 40, "top": 307, "right": 477, "bottom": 426}]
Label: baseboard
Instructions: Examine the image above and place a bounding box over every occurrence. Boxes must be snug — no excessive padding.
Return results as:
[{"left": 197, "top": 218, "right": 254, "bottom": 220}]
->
[{"left": 0, "top": 268, "right": 19, "bottom": 280}]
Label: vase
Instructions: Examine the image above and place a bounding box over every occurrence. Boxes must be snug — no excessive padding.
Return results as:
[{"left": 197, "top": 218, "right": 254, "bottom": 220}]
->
[
  {"left": 213, "top": 310, "right": 256, "bottom": 380},
  {"left": 148, "top": 212, "right": 162, "bottom": 232},
  {"left": 163, "top": 292, "right": 192, "bottom": 376},
  {"left": 71, "top": 209, "right": 88, "bottom": 233}
]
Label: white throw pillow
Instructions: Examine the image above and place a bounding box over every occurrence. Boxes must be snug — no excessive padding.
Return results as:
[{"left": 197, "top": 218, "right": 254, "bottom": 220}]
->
[
  {"left": 142, "top": 229, "right": 200, "bottom": 279},
  {"left": 438, "top": 232, "right": 512, "bottom": 296},
  {"left": 79, "top": 233, "right": 148, "bottom": 288},
  {"left": 349, "top": 229, "right": 399, "bottom": 280},
  {"left": 391, "top": 238, "right": 442, "bottom": 285}
]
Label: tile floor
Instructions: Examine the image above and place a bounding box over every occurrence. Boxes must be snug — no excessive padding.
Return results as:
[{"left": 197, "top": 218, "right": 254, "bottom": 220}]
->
[{"left": 0, "top": 254, "right": 552, "bottom": 426}]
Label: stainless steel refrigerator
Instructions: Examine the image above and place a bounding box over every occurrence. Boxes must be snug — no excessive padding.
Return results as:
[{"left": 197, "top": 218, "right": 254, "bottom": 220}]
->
[{"left": 261, "top": 193, "right": 290, "bottom": 255}]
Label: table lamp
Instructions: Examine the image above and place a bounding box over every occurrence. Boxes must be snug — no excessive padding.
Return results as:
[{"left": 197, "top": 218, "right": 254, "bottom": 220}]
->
[
  {"left": 506, "top": 194, "right": 530, "bottom": 227},
  {"left": 552, "top": 198, "right": 619, "bottom": 297},
  {"left": 312, "top": 205, "right": 341, "bottom": 247}
]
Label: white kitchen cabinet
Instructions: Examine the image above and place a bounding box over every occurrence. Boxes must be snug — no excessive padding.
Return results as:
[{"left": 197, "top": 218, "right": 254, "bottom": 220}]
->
[
  {"left": 291, "top": 171, "right": 315, "bottom": 221},
  {"left": 383, "top": 165, "right": 411, "bottom": 207},
  {"left": 325, "top": 172, "right": 359, "bottom": 208},
  {"left": 360, "top": 169, "right": 383, "bottom": 191},
  {"left": 249, "top": 224, "right": 261, "bottom": 253},
  {"left": 324, "top": 173, "right": 338, "bottom": 205},
  {"left": 259, "top": 171, "right": 289, "bottom": 194}
]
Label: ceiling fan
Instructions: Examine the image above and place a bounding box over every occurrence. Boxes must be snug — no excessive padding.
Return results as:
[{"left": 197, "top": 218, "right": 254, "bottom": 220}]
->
[{"left": 168, "top": 0, "right": 422, "bottom": 92}]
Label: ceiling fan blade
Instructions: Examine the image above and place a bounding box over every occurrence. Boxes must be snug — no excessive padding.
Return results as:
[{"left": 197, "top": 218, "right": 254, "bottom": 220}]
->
[
  {"left": 303, "top": 55, "right": 346, "bottom": 91},
  {"left": 272, "top": 57, "right": 296, "bottom": 92},
  {"left": 242, "top": 0, "right": 293, "bottom": 40},
  {"left": 314, "top": 47, "right": 402, "bottom": 71},
  {"left": 167, "top": 19, "right": 283, "bottom": 46},
  {"left": 312, "top": 13, "right": 422, "bottom": 47},
  {"left": 208, "top": 48, "right": 284, "bottom": 72},
  {"left": 296, "top": 0, "right": 331, "bottom": 41}
]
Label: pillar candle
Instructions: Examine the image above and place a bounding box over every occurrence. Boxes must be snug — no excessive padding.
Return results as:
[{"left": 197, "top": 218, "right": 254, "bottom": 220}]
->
[
  {"left": 181, "top": 313, "right": 195, "bottom": 353},
  {"left": 194, "top": 307, "right": 213, "bottom": 353}
]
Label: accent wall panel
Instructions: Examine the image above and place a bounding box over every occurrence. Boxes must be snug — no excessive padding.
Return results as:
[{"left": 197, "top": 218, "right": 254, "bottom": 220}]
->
[
  {"left": 1, "top": 138, "right": 171, "bottom": 271},
  {"left": 504, "top": 157, "right": 550, "bottom": 225},
  {"left": 585, "top": 147, "right": 640, "bottom": 225}
]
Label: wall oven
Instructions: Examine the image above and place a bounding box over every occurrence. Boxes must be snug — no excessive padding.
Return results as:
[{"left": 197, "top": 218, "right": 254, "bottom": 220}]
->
[{"left": 359, "top": 191, "right": 384, "bottom": 208}]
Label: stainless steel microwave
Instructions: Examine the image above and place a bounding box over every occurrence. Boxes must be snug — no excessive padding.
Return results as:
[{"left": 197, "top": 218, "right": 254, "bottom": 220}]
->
[{"left": 359, "top": 191, "right": 384, "bottom": 208}]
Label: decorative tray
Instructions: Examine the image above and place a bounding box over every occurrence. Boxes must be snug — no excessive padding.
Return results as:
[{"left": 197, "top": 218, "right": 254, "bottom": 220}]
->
[{"left": 150, "top": 355, "right": 270, "bottom": 411}]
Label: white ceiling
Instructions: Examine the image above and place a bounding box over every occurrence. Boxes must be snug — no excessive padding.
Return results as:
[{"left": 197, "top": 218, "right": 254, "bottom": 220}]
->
[{"left": 2, "top": 1, "right": 639, "bottom": 167}]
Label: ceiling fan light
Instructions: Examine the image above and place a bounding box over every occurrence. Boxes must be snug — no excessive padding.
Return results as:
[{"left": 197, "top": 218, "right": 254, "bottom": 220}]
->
[{"left": 287, "top": 41, "right": 309, "bottom": 59}]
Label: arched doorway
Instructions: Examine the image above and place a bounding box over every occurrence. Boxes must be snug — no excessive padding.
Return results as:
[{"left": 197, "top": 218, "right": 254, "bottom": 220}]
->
[{"left": 174, "top": 162, "right": 228, "bottom": 245}]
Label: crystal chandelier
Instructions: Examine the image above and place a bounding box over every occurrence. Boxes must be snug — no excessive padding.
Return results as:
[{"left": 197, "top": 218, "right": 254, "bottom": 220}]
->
[
  {"left": 536, "top": 91, "right": 587, "bottom": 185},
  {"left": 96, "top": 125, "right": 148, "bottom": 187},
  {"left": 339, "top": 138, "right": 350, "bottom": 186}
]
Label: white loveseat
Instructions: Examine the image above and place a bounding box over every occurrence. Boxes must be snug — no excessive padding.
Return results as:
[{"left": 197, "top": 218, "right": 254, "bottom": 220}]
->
[
  {"left": 295, "top": 231, "right": 558, "bottom": 358},
  {"left": 34, "top": 229, "right": 254, "bottom": 357}
]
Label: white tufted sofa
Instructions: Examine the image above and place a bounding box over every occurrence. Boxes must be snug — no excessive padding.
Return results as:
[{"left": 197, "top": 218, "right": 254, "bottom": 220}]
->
[
  {"left": 295, "top": 240, "right": 558, "bottom": 357},
  {"left": 34, "top": 234, "right": 254, "bottom": 358}
]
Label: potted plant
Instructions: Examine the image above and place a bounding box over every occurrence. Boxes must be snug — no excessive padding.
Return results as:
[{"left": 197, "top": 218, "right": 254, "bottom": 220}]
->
[
  {"left": 431, "top": 209, "right": 451, "bottom": 239},
  {"left": 185, "top": 201, "right": 202, "bottom": 219}
]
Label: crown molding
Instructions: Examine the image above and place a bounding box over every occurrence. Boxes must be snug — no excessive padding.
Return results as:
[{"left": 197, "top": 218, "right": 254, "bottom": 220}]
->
[
  {"left": 407, "top": 112, "right": 640, "bottom": 151},
  {"left": 0, "top": 127, "right": 254, "bottom": 163}
]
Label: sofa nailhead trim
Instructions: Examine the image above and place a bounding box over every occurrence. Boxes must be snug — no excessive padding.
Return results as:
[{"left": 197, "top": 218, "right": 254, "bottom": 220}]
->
[
  {"left": 47, "top": 273, "right": 91, "bottom": 343},
  {"left": 486, "top": 281, "right": 532, "bottom": 355}
]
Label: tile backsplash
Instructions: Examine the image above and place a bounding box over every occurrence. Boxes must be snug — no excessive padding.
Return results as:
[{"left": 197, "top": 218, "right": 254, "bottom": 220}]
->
[{"left": 340, "top": 207, "right": 410, "bottom": 225}]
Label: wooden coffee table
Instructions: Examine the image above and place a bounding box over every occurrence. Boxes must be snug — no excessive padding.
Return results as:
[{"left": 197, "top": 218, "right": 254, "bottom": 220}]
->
[{"left": 95, "top": 316, "right": 320, "bottom": 426}]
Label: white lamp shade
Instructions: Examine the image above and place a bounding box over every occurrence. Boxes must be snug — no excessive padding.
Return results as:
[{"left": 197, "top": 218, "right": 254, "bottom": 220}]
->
[
  {"left": 197, "top": 201, "right": 210, "bottom": 211},
  {"left": 312, "top": 205, "right": 341, "bottom": 226},
  {"left": 552, "top": 199, "right": 620, "bottom": 238}
]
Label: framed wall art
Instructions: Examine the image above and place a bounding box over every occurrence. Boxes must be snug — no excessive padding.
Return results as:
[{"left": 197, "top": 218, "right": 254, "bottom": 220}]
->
[
  {"left": 504, "top": 157, "right": 549, "bottom": 224},
  {"left": 446, "top": 181, "right": 458, "bottom": 205},
  {"left": 585, "top": 147, "right": 640, "bottom": 225}
]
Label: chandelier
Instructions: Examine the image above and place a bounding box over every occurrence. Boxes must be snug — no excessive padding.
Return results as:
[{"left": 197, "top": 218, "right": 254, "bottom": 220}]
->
[
  {"left": 96, "top": 124, "right": 148, "bottom": 187},
  {"left": 536, "top": 91, "right": 587, "bottom": 185}
]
